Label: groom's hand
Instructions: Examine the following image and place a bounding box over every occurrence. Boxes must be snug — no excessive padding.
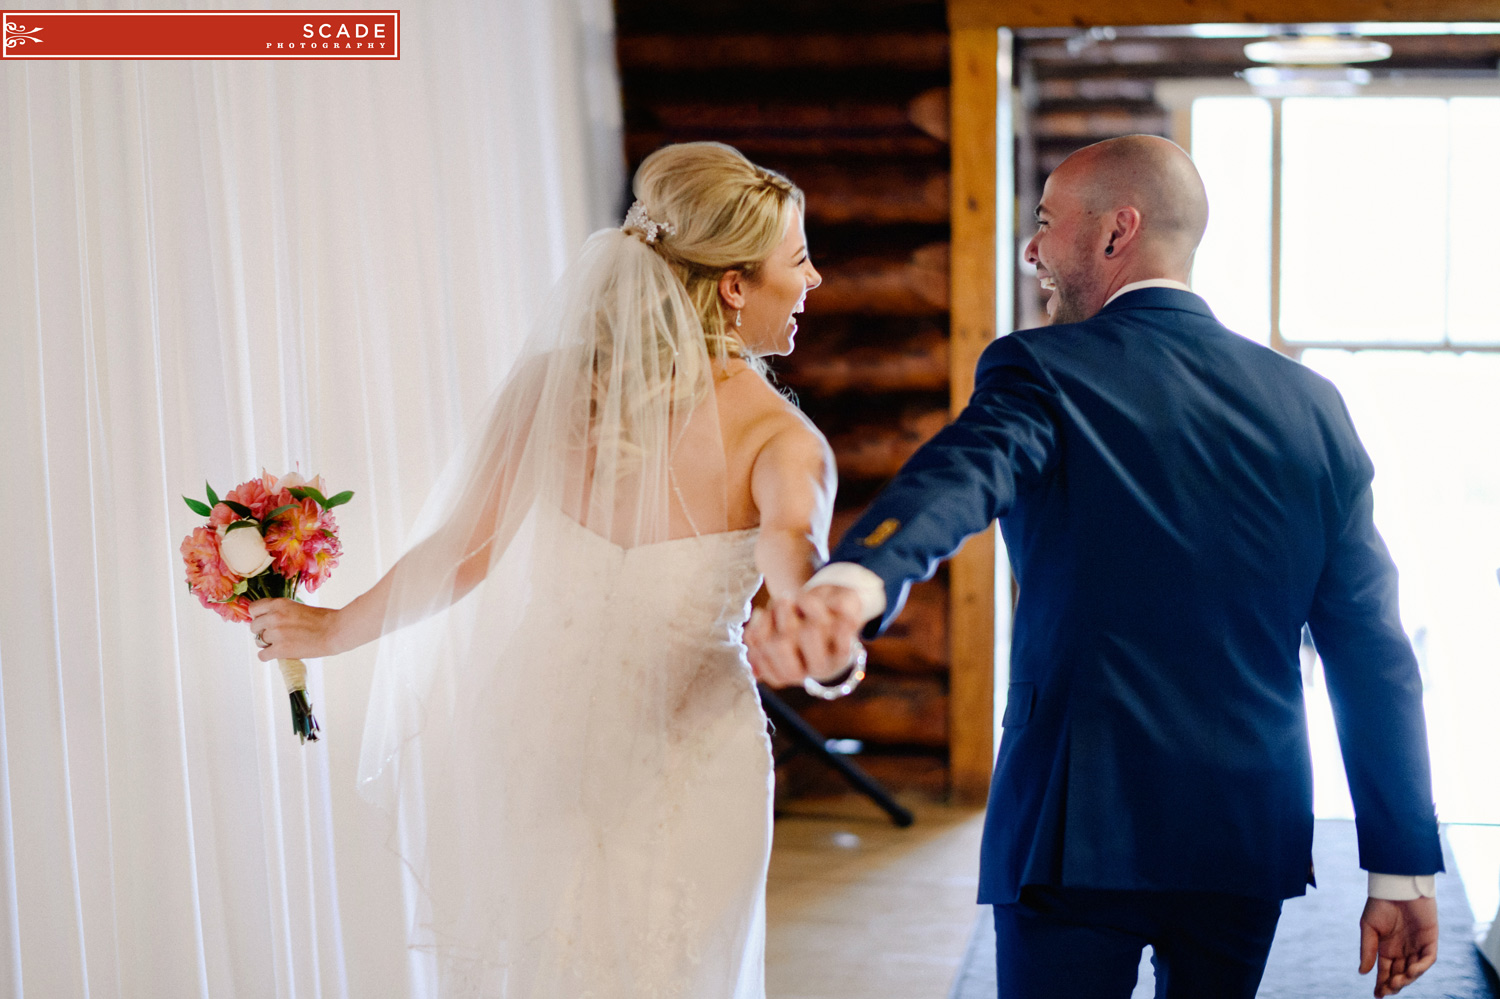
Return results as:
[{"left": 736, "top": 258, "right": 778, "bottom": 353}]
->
[
  {"left": 1359, "top": 896, "right": 1438, "bottom": 996},
  {"left": 746, "top": 585, "right": 865, "bottom": 688}
]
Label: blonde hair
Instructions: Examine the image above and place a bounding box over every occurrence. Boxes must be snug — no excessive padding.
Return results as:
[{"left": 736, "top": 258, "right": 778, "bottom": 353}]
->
[{"left": 627, "top": 142, "right": 805, "bottom": 367}]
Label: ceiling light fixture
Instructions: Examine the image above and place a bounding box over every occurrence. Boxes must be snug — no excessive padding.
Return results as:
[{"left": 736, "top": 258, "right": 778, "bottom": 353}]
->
[{"left": 1244, "top": 35, "right": 1393, "bottom": 64}]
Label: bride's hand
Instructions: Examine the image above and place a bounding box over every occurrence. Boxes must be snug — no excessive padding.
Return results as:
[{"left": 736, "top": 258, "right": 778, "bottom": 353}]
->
[
  {"left": 247, "top": 598, "right": 342, "bottom": 662},
  {"left": 746, "top": 586, "right": 864, "bottom": 688}
]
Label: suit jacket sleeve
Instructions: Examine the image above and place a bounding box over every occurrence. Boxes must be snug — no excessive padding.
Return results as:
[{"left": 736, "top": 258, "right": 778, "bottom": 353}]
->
[
  {"left": 828, "top": 333, "right": 1059, "bottom": 636},
  {"left": 1306, "top": 442, "right": 1443, "bottom": 876}
]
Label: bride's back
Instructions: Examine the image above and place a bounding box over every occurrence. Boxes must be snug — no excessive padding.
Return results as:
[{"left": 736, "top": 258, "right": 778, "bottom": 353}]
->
[{"left": 561, "top": 359, "right": 813, "bottom": 542}]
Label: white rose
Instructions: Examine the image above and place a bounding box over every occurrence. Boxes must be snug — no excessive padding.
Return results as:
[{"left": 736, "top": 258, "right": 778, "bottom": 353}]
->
[{"left": 219, "top": 525, "right": 275, "bottom": 577}]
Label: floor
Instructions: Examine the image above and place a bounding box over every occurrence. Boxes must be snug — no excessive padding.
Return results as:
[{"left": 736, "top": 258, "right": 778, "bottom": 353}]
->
[
  {"left": 766, "top": 801, "right": 1500, "bottom": 999},
  {"left": 765, "top": 795, "right": 987, "bottom": 999}
]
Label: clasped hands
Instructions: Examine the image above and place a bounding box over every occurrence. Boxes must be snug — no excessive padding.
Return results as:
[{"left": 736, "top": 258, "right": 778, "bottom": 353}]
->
[{"left": 745, "top": 583, "right": 868, "bottom": 688}]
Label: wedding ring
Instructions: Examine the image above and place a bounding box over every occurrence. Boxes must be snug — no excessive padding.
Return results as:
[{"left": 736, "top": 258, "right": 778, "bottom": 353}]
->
[
  {"left": 803, "top": 643, "right": 867, "bottom": 701},
  {"left": 254, "top": 631, "right": 270, "bottom": 649}
]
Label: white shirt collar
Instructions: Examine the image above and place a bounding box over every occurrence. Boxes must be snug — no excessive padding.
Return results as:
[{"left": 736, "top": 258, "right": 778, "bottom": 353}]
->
[{"left": 1103, "top": 278, "right": 1193, "bottom": 307}]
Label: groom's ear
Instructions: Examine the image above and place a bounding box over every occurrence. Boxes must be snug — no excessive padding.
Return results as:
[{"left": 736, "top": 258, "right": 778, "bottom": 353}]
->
[
  {"left": 1107, "top": 206, "right": 1144, "bottom": 255},
  {"left": 718, "top": 269, "right": 747, "bottom": 310}
]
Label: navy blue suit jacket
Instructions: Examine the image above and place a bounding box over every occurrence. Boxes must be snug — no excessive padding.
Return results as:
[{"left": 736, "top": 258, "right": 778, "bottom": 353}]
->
[{"left": 830, "top": 288, "right": 1442, "bottom": 904}]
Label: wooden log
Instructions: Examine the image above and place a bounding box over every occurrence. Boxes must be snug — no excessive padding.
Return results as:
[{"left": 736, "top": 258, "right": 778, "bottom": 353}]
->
[
  {"left": 642, "top": 98, "right": 933, "bottom": 134},
  {"left": 777, "top": 323, "right": 949, "bottom": 396},
  {"left": 867, "top": 580, "right": 949, "bottom": 672},
  {"left": 948, "top": 26, "right": 1000, "bottom": 806},
  {"left": 827, "top": 403, "right": 949, "bottom": 480},
  {"left": 796, "top": 673, "right": 949, "bottom": 748},
  {"left": 908, "top": 86, "right": 951, "bottom": 142},
  {"left": 774, "top": 752, "right": 949, "bottom": 803},
  {"left": 949, "top": 0, "right": 1500, "bottom": 29},
  {"left": 1036, "top": 77, "right": 1156, "bottom": 103},
  {"left": 810, "top": 243, "right": 950, "bottom": 316},
  {"left": 627, "top": 132, "right": 946, "bottom": 162},
  {"left": 1023, "top": 38, "right": 1247, "bottom": 68},
  {"left": 1032, "top": 108, "right": 1170, "bottom": 140},
  {"left": 795, "top": 162, "right": 950, "bottom": 225},
  {"left": 617, "top": 32, "right": 950, "bottom": 72}
]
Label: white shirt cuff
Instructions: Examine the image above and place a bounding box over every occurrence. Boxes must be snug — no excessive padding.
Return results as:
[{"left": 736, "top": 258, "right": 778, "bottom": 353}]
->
[
  {"left": 1367, "top": 872, "right": 1436, "bottom": 900},
  {"left": 804, "top": 562, "right": 887, "bottom": 625}
]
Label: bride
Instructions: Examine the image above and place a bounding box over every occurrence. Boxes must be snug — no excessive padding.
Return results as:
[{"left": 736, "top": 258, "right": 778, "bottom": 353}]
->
[{"left": 245, "top": 141, "right": 854, "bottom": 997}]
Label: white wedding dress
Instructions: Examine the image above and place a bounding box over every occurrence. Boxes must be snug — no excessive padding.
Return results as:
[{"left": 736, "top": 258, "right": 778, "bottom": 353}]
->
[
  {"left": 396, "top": 504, "right": 774, "bottom": 999},
  {"left": 358, "top": 224, "right": 779, "bottom": 998}
]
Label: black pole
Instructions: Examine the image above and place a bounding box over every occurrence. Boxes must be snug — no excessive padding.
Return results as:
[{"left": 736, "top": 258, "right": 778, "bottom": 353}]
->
[{"left": 759, "top": 685, "right": 915, "bottom": 828}]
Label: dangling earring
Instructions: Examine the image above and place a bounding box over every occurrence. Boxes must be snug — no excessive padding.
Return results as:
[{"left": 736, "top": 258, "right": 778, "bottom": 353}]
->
[{"left": 735, "top": 310, "right": 743, "bottom": 328}]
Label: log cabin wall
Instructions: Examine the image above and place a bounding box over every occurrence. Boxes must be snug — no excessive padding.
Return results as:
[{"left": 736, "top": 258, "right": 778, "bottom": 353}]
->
[{"left": 613, "top": 0, "right": 958, "bottom": 801}]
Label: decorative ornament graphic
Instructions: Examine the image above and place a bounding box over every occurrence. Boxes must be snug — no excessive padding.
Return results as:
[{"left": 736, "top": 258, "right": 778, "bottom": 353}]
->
[{"left": 4, "top": 22, "right": 45, "bottom": 48}]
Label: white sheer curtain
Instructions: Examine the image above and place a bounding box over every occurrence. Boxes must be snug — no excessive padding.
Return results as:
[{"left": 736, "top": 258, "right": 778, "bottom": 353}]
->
[{"left": 0, "top": 2, "right": 622, "bottom": 996}]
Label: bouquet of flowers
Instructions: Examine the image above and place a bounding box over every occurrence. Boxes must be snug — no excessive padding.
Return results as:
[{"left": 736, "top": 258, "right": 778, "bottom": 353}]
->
[{"left": 180, "top": 470, "right": 352, "bottom": 743}]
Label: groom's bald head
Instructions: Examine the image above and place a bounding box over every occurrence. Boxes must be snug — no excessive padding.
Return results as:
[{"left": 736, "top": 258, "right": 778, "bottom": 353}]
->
[
  {"left": 1025, "top": 135, "right": 1209, "bottom": 325},
  {"left": 1056, "top": 135, "right": 1209, "bottom": 265}
]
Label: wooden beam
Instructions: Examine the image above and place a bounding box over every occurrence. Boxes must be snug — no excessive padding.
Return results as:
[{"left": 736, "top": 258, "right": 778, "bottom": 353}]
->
[
  {"left": 949, "top": 0, "right": 1500, "bottom": 28},
  {"left": 948, "top": 26, "right": 1001, "bottom": 805},
  {"left": 617, "top": 32, "right": 950, "bottom": 72}
]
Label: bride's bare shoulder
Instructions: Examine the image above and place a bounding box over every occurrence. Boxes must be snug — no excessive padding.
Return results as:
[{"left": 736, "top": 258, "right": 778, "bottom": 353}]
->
[{"left": 716, "top": 364, "right": 827, "bottom": 449}]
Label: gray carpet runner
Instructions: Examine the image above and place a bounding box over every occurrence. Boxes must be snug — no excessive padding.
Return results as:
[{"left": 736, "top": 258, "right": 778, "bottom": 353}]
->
[{"left": 949, "top": 820, "right": 1499, "bottom": 998}]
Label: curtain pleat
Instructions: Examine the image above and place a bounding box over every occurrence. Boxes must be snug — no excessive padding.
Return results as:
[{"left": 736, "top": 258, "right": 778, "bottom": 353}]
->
[{"left": 0, "top": 2, "right": 622, "bottom": 996}]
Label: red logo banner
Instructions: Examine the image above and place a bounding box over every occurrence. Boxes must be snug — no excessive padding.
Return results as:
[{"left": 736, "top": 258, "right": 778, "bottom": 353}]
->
[{"left": 1, "top": 10, "right": 400, "bottom": 59}]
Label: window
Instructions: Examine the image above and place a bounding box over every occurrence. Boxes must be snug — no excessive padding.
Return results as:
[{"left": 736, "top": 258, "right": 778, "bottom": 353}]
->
[{"left": 1190, "top": 94, "right": 1500, "bottom": 350}]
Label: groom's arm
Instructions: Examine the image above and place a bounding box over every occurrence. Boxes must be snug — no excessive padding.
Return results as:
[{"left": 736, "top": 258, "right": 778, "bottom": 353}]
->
[
  {"left": 746, "top": 333, "right": 1058, "bottom": 687},
  {"left": 1307, "top": 484, "right": 1442, "bottom": 879},
  {"left": 820, "top": 333, "right": 1060, "bottom": 636}
]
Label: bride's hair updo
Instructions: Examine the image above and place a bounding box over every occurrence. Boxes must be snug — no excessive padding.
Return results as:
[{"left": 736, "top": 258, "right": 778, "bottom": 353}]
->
[{"left": 628, "top": 142, "right": 805, "bottom": 363}]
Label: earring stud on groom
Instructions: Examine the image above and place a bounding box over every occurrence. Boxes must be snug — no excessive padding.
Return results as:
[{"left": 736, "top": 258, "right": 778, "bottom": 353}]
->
[{"left": 747, "top": 135, "right": 1440, "bottom": 998}]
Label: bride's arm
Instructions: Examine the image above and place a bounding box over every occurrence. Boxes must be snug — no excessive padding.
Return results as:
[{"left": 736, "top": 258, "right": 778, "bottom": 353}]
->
[
  {"left": 249, "top": 364, "right": 546, "bottom": 662},
  {"left": 750, "top": 417, "right": 837, "bottom": 601},
  {"left": 248, "top": 460, "right": 522, "bottom": 662}
]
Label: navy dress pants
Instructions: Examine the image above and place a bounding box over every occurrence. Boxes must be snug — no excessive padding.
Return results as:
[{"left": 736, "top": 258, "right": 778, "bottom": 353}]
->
[{"left": 992, "top": 885, "right": 1284, "bottom": 999}]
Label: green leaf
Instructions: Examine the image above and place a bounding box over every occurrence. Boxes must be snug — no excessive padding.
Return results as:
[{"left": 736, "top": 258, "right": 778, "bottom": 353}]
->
[
  {"left": 224, "top": 520, "right": 260, "bottom": 534},
  {"left": 205, "top": 481, "right": 219, "bottom": 507},
  {"left": 232, "top": 578, "right": 249, "bottom": 596},
  {"left": 323, "top": 490, "right": 354, "bottom": 509},
  {"left": 184, "top": 496, "right": 213, "bottom": 517},
  {"left": 286, "top": 487, "right": 310, "bottom": 500},
  {"left": 262, "top": 503, "right": 297, "bottom": 523},
  {"left": 223, "top": 500, "right": 254, "bottom": 518},
  {"left": 305, "top": 487, "right": 330, "bottom": 508}
]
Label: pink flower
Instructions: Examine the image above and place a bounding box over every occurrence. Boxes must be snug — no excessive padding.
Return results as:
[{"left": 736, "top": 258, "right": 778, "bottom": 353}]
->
[
  {"left": 264, "top": 498, "right": 323, "bottom": 579},
  {"left": 181, "top": 527, "right": 250, "bottom": 622},
  {"left": 225, "top": 478, "right": 277, "bottom": 520},
  {"left": 202, "top": 592, "right": 251, "bottom": 623},
  {"left": 300, "top": 512, "right": 343, "bottom": 592}
]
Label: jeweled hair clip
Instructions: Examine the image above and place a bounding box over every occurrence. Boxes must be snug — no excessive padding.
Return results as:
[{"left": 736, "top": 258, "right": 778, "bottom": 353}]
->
[{"left": 622, "top": 200, "right": 676, "bottom": 244}]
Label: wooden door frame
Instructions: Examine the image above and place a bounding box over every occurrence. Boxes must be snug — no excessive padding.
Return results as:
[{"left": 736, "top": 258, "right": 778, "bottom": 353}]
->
[{"left": 944, "top": 0, "right": 1500, "bottom": 803}]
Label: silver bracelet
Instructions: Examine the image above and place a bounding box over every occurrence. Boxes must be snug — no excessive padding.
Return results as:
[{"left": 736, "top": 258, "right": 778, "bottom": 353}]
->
[{"left": 803, "top": 644, "right": 868, "bottom": 700}]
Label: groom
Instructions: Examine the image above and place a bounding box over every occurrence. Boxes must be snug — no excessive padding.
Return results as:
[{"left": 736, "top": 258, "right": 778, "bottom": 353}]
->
[{"left": 747, "top": 135, "right": 1442, "bottom": 998}]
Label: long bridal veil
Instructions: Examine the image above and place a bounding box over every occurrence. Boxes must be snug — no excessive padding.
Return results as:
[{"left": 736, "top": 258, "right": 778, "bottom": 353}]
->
[{"left": 354, "top": 222, "right": 733, "bottom": 992}]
